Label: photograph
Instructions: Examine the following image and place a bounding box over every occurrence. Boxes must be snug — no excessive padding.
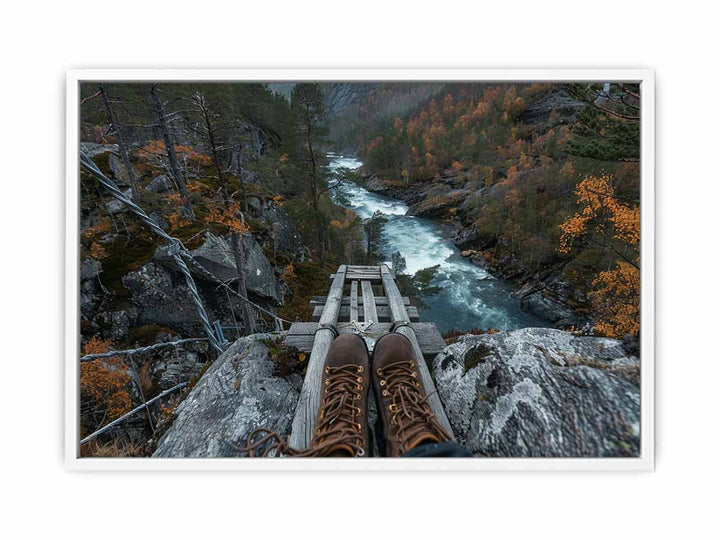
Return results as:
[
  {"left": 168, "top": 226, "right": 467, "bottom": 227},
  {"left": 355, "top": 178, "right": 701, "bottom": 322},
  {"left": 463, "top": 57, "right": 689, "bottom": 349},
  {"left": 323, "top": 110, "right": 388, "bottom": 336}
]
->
[
  {"left": 68, "top": 72, "right": 652, "bottom": 466},
  {"left": 10, "top": 2, "right": 720, "bottom": 537}
]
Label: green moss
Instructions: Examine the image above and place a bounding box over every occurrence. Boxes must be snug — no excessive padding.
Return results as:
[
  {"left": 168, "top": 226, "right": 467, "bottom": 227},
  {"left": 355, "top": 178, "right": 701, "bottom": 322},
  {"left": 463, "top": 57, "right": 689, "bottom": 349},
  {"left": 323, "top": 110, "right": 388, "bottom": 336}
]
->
[
  {"left": 464, "top": 344, "right": 493, "bottom": 371},
  {"left": 277, "top": 261, "right": 331, "bottom": 321},
  {"left": 100, "top": 234, "right": 159, "bottom": 297},
  {"left": 127, "top": 325, "right": 177, "bottom": 347},
  {"left": 261, "top": 337, "right": 306, "bottom": 378}
]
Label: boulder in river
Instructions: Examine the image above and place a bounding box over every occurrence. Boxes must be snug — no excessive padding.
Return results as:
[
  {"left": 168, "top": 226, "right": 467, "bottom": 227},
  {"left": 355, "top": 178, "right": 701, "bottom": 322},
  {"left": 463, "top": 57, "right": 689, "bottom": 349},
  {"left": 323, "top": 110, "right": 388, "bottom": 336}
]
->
[
  {"left": 431, "top": 328, "right": 640, "bottom": 457},
  {"left": 153, "top": 334, "right": 300, "bottom": 457}
]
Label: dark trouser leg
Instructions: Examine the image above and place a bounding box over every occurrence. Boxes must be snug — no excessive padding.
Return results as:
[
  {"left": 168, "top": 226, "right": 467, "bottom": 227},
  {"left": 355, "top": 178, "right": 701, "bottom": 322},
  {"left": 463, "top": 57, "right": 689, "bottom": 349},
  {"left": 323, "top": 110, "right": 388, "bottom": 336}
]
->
[{"left": 402, "top": 440, "right": 472, "bottom": 457}]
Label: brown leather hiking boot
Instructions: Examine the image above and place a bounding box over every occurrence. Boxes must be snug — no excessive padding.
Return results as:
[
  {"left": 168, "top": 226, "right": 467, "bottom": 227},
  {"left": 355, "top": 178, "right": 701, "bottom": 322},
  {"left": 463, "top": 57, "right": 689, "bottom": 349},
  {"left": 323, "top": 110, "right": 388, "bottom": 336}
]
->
[
  {"left": 372, "top": 333, "right": 450, "bottom": 457},
  {"left": 240, "top": 333, "right": 371, "bottom": 457}
]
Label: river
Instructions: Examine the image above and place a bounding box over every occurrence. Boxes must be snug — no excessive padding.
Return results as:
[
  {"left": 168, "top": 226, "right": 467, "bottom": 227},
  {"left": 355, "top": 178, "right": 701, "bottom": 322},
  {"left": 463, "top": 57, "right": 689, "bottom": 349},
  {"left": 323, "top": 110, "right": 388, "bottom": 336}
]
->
[{"left": 328, "top": 156, "right": 550, "bottom": 333}]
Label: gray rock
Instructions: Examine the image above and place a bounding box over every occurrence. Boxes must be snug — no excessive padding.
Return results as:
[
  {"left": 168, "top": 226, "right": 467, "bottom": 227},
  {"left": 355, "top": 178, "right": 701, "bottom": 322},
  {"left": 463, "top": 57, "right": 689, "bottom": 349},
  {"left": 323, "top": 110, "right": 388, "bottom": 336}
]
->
[
  {"left": 108, "top": 153, "right": 131, "bottom": 186},
  {"left": 155, "top": 232, "right": 283, "bottom": 303},
  {"left": 80, "top": 258, "right": 102, "bottom": 320},
  {"left": 151, "top": 347, "right": 206, "bottom": 390},
  {"left": 81, "top": 257, "right": 102, "bottom": 281},
  {"left": 146, "top": 174, "right": 174, "bottom": 193},
  {"left": 323, "top": 83, "right": 379, "bottom": 114},
  {"left": 153, "top": 334, "right": 299, "bottom": 457},
  {"left": 122, "top": 263, "right": 200, "bottom": 333},
  {"left": 149, "top": 210, "right": 169, "bottom": 231},
  {"left": 256, "top": 201, "right": 304, "bottom": 258},
  {"left": 247, "top": 196, "right": 262, "bottom": 213},
  {"left": 241, "top": 169, "right": 260, "bottom": 186},
  {"left": 80, "top": 142, "right": 119, "bottom": 157},
  {"left": 122, "top": 261, "right": 260, "bottom": 336},
  {"left": 432, "top": 328, "right": 640, "bottom": 457},
  {"left": 519, "top": 290, "right": 583, "bottom": 327},
  {"left": 106, "top": 188, "right": 132, "bottom": 214},
  {"left": 93, "top": 308, "right": 138, "bottom": 340},
  {"left": 519, "top": 91, "right": 585, "bottom": 125}
]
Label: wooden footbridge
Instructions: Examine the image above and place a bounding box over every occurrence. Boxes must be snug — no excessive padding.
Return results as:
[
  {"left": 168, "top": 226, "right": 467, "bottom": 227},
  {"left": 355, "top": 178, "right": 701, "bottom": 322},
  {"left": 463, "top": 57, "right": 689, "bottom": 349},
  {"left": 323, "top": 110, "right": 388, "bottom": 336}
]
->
[{"left": 286, "top": 265, "right": 454, "bottom": 448}]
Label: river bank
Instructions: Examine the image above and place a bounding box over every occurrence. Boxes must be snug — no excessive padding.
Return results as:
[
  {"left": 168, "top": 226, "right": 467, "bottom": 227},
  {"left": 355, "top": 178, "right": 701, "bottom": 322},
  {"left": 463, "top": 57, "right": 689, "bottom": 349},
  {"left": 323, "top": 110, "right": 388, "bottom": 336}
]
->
[{"left": 353, "top": 170, "right": 590, "bottom": 330}]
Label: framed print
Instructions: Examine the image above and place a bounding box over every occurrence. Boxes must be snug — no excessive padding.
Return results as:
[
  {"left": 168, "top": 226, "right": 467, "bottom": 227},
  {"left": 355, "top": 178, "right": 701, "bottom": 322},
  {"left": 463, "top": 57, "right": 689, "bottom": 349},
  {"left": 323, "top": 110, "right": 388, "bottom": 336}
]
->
[{"left": 65, "top": 69, "right": 654, "bottom": 470}]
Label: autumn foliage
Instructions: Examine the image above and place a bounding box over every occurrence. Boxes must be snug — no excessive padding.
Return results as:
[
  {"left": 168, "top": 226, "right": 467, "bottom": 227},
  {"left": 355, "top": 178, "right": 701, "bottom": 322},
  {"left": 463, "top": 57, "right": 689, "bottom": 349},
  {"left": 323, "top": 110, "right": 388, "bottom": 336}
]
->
[
  {"left": 80, "top": 337, "right": 132, "bottom": 420},
  {"left": 559, "top": 174, "right": 640, "bottom": 338},
  {"left": 559, "top": 174, "right": 640, "bottom": 254},
  {"left": 205, "top": 202, "right": 250, "bottom": 234},
  {"left": 138, "top": 140, "right": 211, "bottom": 171},
  {"left": 589, "top": 261, "right": 640, "bottom": 337}
]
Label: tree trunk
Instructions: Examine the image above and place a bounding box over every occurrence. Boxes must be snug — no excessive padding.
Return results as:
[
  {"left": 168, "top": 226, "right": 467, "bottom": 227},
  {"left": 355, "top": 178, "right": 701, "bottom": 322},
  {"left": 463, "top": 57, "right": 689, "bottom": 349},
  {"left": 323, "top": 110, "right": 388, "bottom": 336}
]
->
[
  {"left": 150, "top": 84, "right": 195, "bottom": 220},
  {"left": 305, "top": 110, "right": 326, "bottom": 267},
  {"left": 99, "top": 86, "right": 140, "bottom": 201},
  {"left": 237, "top": 154, "right": 248, "bottom": 213},
  {"left": 232, "top": 233, "right": 255, "bottom": 334}
]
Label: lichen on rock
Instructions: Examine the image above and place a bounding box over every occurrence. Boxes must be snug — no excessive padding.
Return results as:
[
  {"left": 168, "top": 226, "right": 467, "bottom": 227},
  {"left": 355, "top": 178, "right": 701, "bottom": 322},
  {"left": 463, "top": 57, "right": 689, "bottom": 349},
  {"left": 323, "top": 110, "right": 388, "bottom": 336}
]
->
[{"left": 431, "top": 328, "right": 640, "bottom": 457}]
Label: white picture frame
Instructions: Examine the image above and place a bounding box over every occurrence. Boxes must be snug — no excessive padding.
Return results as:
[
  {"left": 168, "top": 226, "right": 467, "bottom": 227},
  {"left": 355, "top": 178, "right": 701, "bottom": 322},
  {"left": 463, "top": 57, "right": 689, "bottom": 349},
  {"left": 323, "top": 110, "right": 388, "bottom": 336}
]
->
[{"left": 65, "top": 68, "right": 655, "bottom": 471}]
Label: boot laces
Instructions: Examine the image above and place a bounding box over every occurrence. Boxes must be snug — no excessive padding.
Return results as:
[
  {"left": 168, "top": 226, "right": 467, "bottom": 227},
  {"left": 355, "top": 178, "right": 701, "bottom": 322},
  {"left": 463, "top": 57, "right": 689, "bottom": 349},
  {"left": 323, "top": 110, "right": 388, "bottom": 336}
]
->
[
  {"left": 378, "top": 359, "right": 450, "bottom": 453},
  {"left": 236, "top": 364, "right": 366, "bottom": 457}
]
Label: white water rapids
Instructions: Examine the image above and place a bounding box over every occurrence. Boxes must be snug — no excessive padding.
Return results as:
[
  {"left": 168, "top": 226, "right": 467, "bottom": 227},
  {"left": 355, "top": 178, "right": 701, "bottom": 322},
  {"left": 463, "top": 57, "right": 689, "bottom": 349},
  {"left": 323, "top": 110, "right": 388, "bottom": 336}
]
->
[{"left": 329, "top": 156, "right": 549, "bottom": 333}]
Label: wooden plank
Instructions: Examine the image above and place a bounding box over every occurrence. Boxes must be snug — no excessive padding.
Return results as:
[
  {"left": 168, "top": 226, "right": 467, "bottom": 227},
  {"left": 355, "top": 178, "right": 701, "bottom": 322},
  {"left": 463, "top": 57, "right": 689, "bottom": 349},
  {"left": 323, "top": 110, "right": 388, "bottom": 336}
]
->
[
  {"left": 334, "top": 274, "right": 382, "bottom": 282},
  {"left": 331, "top": 269, "right": 393, "bottom": 281},
  {"left": 380, "top": 264, "right": 454, "bottom": 439},
  {"left": 289, "top": 265, "right": 347, "bottom": 449},
  {"left": 361, "top": 280, "right": 378, "bottom": 323},
  {"left": 349, "top": 281, "right": 359, "bottom": 322},
  {"left": 310, "top": 295, "right": 410, "bottom": 306},
  {"left": 286, "top": 322, "right": 446, "bottom": 358},
  {"left": 312, "top": 305, "right": 419, "bottom": 323},
  {"left": 287, "top": 322, "right": 319, "bottom": 336}
]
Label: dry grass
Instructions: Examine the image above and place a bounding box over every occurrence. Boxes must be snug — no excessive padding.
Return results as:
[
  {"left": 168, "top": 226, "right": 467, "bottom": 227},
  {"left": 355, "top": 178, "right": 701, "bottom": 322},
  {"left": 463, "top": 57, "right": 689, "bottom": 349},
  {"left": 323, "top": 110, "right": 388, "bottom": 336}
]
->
[{"left": 80, "top": 438, "right": 150, "bottom": 458}]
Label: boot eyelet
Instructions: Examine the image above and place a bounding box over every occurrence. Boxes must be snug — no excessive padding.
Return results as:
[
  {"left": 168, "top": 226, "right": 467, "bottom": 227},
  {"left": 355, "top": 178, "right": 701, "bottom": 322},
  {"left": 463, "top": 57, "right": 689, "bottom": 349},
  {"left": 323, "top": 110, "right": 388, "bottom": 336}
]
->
[
  {"left": 357, "top": 366, "right": 364, "bottom": 373},
  {"left": 380, "top": 380, "right": 386, "bottom": 386},
  {"left": 376, "top": 368, "right": 382, "bottom": 375},
  {"left": 356, "top": 448, "right": 365, "bottom": 457},
  {"left": 411, "top": 371, "right": 417, "bottom": 378},
  {"left": 382, "top": 390, "right": 389, "bottom": 396},
  {"left": 357, "top": 376, "right": 364, "bottom": 383},
  {"left": 389, "top": 404, "right": 399, "bottom": 412},
  {"left": 415, "top": 382, "right": 420, "bottom": 388},
  {"left": 325, "top": 379, "right": 330, "bottom": 385},
  {"left": 356, "top": 384, "right": 362, "bottom": 390},
  {"left": 325, "top": 367, "right": 330, "bottom": 374}
]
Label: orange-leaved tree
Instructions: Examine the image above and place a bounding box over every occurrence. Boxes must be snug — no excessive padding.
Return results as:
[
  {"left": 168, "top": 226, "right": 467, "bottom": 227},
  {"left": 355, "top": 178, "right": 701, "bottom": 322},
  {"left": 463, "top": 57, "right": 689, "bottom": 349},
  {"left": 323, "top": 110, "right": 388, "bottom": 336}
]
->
[
  {"left": 206, "top": 201, "right": 250, "bottom": 234},
  {"left": 80, "top": 337, "right": 132, "bottom": 422},
  {"left": 589, "top": 261, "right": 640, "bottom": 337},
  {"left": 558, "top": 174, "right": 640, "bottom": 337}
]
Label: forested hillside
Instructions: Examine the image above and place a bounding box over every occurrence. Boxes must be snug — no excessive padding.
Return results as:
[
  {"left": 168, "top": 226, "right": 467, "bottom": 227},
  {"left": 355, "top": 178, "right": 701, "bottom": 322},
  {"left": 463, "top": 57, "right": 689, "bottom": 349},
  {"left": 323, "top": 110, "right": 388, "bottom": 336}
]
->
[{"left": 331, "top": 82, "right": 641, "bottom": 338}]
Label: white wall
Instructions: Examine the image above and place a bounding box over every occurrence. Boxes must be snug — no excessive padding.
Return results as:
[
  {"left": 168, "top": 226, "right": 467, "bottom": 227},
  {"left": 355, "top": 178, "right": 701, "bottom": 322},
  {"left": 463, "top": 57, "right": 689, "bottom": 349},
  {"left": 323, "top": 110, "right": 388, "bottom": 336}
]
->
[{"left": 1, "top": 1, "right": 716, "bottom": 538}]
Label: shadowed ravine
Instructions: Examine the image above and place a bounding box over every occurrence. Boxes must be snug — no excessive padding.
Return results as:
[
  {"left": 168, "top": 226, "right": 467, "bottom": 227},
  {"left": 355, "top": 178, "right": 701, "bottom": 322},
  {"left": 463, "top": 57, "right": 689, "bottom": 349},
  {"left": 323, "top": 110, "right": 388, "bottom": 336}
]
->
[{"left": 328, "top": 156, "right": 550, "bottom": 333}]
